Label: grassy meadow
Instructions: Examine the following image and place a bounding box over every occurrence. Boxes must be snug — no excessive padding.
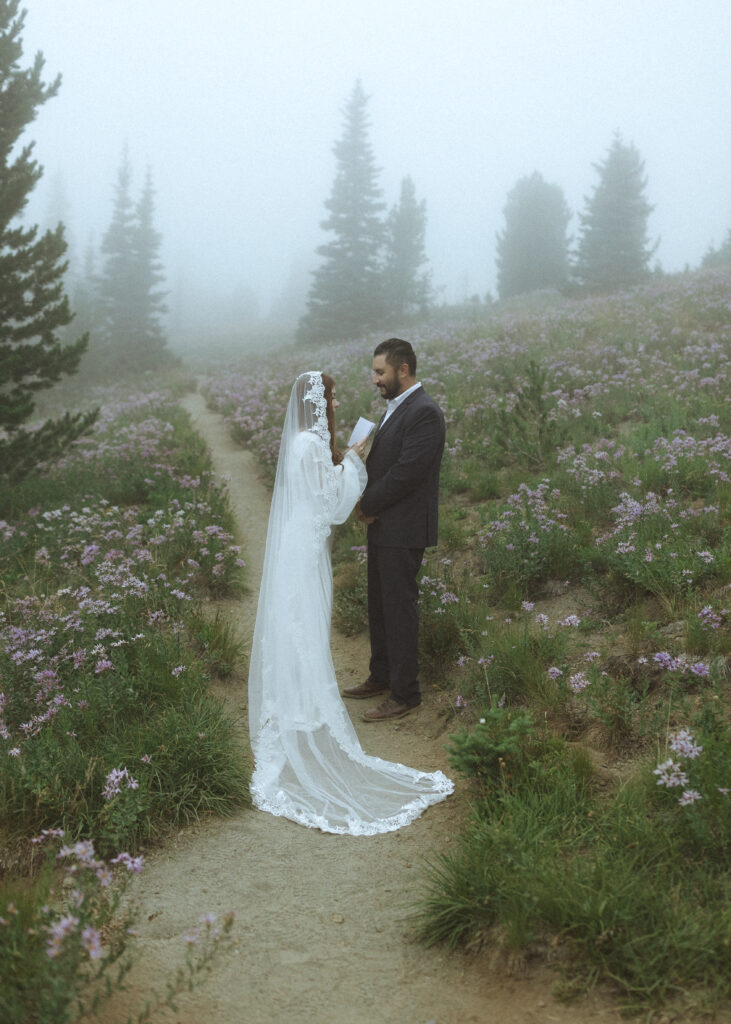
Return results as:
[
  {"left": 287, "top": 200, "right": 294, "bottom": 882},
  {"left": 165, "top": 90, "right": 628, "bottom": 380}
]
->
[
  {"left": 0, "top": 267, "right": 728, "bottom": 1021},
  {"left": 0, "top": 386, "right": 247, "bottom": 1021},
  {"left": 203, "top": 269, "right": 730, "bottom": 1017}
]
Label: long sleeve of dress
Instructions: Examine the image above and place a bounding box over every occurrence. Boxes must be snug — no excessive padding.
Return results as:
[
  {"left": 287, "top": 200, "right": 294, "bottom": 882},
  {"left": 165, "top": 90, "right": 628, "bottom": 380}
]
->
[
  {"left": 295, "top": 434, "right": 366, "bottom": 538},
  {"left": 332, "top": 450, "right": 368, "bottom": 523}
]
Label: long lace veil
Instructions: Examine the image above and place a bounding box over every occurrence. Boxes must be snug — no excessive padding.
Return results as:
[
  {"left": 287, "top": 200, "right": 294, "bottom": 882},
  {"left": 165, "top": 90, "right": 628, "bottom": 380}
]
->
[{"left": 248, "top": 370, "right": 330, "bottom": 735}]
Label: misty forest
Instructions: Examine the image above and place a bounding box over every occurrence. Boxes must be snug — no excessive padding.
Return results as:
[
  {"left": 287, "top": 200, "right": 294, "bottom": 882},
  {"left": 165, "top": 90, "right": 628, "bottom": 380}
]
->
[{"left": 1, "top": 2, "right": 730, "bottom": 1022}]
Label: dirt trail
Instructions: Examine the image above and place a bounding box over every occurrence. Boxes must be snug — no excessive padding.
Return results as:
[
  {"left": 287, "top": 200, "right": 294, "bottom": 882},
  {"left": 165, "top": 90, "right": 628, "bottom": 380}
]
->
[{"left": 93, "top": 391, "right": 628, "bottom": 1024}]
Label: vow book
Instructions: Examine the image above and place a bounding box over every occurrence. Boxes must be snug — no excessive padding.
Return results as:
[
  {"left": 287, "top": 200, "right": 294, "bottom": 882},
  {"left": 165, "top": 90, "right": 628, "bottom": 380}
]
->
[{"left": 347, "top": 417, "right": 375, "bottom": 447}]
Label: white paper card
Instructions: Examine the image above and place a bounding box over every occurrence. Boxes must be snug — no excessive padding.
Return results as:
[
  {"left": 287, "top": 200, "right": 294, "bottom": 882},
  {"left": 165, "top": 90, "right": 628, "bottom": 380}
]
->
[{"left": 347, "top": 417, "right": 375, "bottom": 447}]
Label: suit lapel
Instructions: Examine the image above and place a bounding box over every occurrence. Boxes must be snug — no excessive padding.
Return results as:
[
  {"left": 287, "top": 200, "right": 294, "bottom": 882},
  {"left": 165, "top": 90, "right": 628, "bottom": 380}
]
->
[{"left": 368, "top": 389, "right": 421, "bottom": 457}]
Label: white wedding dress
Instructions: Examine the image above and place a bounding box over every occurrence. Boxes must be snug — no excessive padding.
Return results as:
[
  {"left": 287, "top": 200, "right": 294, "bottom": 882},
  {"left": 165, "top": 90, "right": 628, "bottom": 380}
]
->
[{"left": 248, "top": 372, "right": 453, "bottom": 835}]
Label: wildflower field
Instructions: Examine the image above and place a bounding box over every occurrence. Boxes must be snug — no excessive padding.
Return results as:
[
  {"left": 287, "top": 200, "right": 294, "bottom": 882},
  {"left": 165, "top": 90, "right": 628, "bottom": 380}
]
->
[
  {"left": 0, "top": 388, "right": 247, "bottom": 1022},
  {"left": 204, "top": 269, "right": 731, "bottom": 1016}
]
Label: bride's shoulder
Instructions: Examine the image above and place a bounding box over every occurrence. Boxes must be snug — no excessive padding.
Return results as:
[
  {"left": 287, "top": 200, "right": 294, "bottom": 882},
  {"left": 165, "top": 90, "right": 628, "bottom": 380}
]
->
[{"left": 292, "top": 430, "right": 328, "bottom": 456}]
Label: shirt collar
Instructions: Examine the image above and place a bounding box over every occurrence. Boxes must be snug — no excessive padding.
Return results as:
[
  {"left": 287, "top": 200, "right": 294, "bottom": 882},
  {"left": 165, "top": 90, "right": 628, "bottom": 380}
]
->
[{"left": 386, "top": 381, "right": 421, "bottom": 410}]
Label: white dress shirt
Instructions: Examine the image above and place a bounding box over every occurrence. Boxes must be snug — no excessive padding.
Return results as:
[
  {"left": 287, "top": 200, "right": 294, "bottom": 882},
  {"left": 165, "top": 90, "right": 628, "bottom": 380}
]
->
[{"left": 378, "top": 382, "right": 422, "bottom": 429}]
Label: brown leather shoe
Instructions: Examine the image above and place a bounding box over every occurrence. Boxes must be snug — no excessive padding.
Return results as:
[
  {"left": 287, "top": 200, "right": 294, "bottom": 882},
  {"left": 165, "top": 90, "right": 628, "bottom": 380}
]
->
[
  {"left": 341, "top": 678, "right": 389, "bottom": 699},
  {"left": 362, "top": 698, "right": 414, "bottom": 722}
]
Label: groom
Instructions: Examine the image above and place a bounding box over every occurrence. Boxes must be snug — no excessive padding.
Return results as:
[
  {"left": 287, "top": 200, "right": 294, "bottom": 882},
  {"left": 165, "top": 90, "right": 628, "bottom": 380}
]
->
[{"left": 342, "top": 338, "right": 445, "bottom": 721}]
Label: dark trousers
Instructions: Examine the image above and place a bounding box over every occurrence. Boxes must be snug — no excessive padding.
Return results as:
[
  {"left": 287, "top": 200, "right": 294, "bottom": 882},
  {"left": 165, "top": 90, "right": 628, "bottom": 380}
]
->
[{"left": 367, "top": 544, "right": 424, "bottom": 707}]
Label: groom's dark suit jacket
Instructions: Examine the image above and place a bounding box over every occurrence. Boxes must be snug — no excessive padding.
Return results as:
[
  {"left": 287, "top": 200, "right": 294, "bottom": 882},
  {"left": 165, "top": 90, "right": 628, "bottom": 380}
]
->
[{"left": 360, "top": 387, "right": 445, "bottom": 548}]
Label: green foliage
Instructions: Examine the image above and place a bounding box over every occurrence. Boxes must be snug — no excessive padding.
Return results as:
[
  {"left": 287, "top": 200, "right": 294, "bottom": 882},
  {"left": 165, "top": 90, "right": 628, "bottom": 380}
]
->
[
  {"left": 189, "top": 608, "right": 247, "bottom": 680},
  {"left": 0, "top": 391, "right": 249, "bottom": 856},
  {"left": 0, "top": 2, "right": 98, "bottom": 483},
  {"left": 468, "top": 618, "right": 569, "bottom": 705},
  {"left": 493, "top": 361, "right": 572, "bottom": 469},
  {"left": 593, "top": 489, "right": 727, "bottom": 613},
  {"left": 574, "top": 134, "right": 657, "bottom": 290},
  {"left": 685, "top": 601, "right": 729, "bottom": 656},
  {"left": 446, "top": 704, "right": 535, "bottom": 783},
  {"left": 0, "top": 840, "right": 135, "bottom": 1024},
  {"left": 417, "top": 557, "right": 473, "bottom": 675},
  {"left": 496, "top": 171, "right": 571, "bottom": 300},
  {"left": 581, "top": 673, "right": 648, "bottom": 749},
  {"left": 333, "top": 559, "right": 369, "bottom": 636},
  {"left": 701, "top": 227, "right": 731, "bottom": 269},
  {"left": 477, "top": 478, "right": 584, "bottom": 600},
  {"left": 418, "top": 705, "right": 731, "bottom": 1013},
  {"left": 297, "top": 79, "right": 386, "bottom": 344},
  {"left": 0, "top": 835, "right": 236, "bottom": 1024},
  {"left": 97, "top": 150, "right": 172, "bottom": 376},
  {"left": 383, "top": 175, "right": 431, "bottom": 318}
]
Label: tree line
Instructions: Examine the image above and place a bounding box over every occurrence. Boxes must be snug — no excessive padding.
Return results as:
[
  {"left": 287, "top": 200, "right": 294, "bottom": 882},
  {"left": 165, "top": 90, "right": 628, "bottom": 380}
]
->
[
  {"left": 300, "top": 81, "right": 731, "bottom": 336},
  {"left": 2, "top": 1, "right": 730, "bottom": 480}
]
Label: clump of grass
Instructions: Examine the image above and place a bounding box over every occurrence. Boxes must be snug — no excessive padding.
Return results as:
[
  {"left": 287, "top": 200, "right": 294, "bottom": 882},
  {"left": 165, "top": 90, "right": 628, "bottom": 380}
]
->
[
  {"left": 333, "top": 559, "right": 369, "bottom": 636},
  {"left": 189, "top": 608, "right": 247, "bottom": 679},
  {"left": 416, "top": 698, "right": 731, "bottom": 1015},
  {"left": 476, "top": 481, "right": 585, "bottom": 602}
]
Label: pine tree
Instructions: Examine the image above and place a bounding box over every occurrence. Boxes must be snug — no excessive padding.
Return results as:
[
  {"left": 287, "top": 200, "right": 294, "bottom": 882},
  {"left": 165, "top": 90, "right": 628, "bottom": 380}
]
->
[
  {"left": 496, "top": 172, "right": 571, "bottom": 299},
  {"left": 701, "top": 228, "right": 731, "bottom": 269},
  {"left": 98, "top": 145, "right": 137, "bottom": 367},
  {"left": 0, "top": 0, "right": 96, "bottom": 482},
  {"left": 574, "top": 135, "right": 657, "bottom": 290},
  {"left": 67, "top": 235, "right": 101, "bottom": 348},
  {"left": 129, "top": 168, "right": 168, "bottom": 368},
  {"left": 383, "top": 176, "right": 431, "bottom": 319},
  {"left": 99, "top": 152, "right": 169, "bottom": 372},
  {"left": 298, "top": 80, "right": 385, "bottom": 344}
]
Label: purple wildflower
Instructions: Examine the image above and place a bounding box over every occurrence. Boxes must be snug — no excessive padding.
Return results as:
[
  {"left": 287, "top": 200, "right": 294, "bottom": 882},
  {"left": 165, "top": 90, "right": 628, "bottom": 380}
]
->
[
  {"left": 678, "top": 789, "right": 702, "bottom": 806},
  {"left": 653, "top": 759, "right": 689, "bottom": 788},
  {"left": 669, "top": 730, "right": 703, "bottom": 759}
]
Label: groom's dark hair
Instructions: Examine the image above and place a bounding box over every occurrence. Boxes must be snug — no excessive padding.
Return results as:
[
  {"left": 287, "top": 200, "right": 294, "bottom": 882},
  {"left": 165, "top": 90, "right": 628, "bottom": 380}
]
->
[{"left": 374, "top": 337, "right": 416, "bottom": 376}]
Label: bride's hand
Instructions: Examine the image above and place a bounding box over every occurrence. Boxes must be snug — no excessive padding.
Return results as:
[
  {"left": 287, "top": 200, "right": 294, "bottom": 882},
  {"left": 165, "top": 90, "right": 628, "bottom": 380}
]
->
[{"left": 350, "top": 438, "right": 368, "bottom": 458}]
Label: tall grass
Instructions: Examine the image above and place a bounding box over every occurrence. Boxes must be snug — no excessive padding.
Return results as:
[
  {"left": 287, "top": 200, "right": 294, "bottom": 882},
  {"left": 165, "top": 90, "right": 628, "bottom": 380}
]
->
[{"left": 417, "top": 700, "right": 730, "bottom": 1014}]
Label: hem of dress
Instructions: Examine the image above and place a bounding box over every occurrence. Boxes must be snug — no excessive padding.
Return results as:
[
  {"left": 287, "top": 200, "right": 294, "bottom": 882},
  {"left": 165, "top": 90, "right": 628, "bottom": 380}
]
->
[{"left": 250, "top": 775, "right": 454, "bottom": 837}]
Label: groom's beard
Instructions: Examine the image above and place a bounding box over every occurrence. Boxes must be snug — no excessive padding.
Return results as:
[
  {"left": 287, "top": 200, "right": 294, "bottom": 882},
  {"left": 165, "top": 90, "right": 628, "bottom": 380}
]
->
[{"left": 377, "top": 380, "right": 400, "bottom": 401}]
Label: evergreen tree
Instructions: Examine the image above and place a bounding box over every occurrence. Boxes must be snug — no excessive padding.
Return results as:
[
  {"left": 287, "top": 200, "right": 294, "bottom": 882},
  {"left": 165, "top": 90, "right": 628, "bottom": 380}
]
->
[
  {"left": 496, "top": 171, "right": 571, "bottom": 299},
  {"left": 98, "top": 145, "right": 136, "bottom": 366},
  {"left": 383, "top": 175, "right": 431, "bottom": 319},
  {"left": 574, "top": 135, "right": 657, "bottom": 290},
  {"left": 298, "top": 80, "right": 385, "bottom": 344},
  {"left": 67, "top": 235, "right": 101, "bottom": 347},
  {"left": 129, "top": 168, "right": 168, "bottom": 367},
  {"left": 99, "top": 152, "right": 169, "bottom": 372},
  {"left": 701, "top": 228, "right": 731, "bottom": 269},
  {"left": 0, "top": 1, "right": 96, "bottom": 482}
]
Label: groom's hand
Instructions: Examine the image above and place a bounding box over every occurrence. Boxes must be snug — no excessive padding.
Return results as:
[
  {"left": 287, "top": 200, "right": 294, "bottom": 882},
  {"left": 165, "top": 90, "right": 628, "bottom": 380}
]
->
[{"left": 356, "top": 501, "right": 377, "bottom": 525}]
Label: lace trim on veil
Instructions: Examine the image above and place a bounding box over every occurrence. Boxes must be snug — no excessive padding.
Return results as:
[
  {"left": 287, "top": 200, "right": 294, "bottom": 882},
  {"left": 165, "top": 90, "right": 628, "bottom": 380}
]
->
[
  {"left": 303, "top": 371, "right": 330, "bottom": 443},
  {"left": 250, "top": 772, "right": 454, "bottom": 836}
]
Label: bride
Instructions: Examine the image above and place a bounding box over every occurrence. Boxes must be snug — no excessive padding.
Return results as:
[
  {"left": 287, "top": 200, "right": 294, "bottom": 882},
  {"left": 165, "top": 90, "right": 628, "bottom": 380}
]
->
[{"left": 248, "top": 370, "right": 453, "bottom": 835}]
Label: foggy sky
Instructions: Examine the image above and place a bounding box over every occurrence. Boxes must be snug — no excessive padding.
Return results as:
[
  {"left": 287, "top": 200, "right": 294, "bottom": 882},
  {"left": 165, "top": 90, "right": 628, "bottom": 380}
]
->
[{"left": 18, "top": 0, "right": 731, "bottom": 326}]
